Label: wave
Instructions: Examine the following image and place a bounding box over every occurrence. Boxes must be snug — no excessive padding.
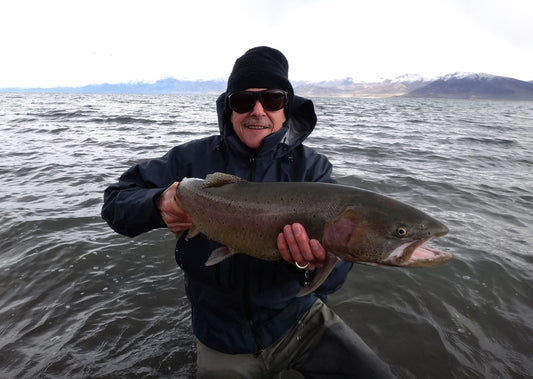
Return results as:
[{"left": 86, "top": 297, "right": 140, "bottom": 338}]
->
[{"left": 1, "top": 94, "right": 532, "bottom": 378}]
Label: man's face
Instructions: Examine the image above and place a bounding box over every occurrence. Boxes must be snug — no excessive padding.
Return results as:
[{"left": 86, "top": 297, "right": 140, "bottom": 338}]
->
[{"left": 230, "top": 88, "right": 286, "bottom": 149}]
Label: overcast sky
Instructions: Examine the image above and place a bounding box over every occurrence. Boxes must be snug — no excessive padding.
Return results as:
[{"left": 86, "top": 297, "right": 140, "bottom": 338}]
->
[{"left": 1, "top": 0, "right": 532, "bottom": 88}]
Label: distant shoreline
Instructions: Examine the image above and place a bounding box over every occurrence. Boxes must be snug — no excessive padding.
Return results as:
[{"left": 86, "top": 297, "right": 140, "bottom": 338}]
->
[{"left": 2, "top": 73, "right": 533, "bottom": 100}]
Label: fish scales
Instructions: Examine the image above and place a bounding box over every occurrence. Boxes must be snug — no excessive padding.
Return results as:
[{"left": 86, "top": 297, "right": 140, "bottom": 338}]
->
[
  {"left": 175, "top": 172, "right": 451, "bottom": 295},
  {"left": 177, "top": 176, "right": 345, "bottom": 260}
]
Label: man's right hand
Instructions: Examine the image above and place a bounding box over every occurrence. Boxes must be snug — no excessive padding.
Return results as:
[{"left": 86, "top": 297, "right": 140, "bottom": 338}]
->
[{"left": 156, "top": 182, "right": 193, "bottom": 234}]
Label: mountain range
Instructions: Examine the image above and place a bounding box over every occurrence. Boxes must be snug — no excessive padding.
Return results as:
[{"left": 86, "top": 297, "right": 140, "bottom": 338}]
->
[
  {"left": 294, "top": 73, "right": 533, "bottom": 100},
  {"left": 2, "top": 73, "right": 533, "bottom": 100}
]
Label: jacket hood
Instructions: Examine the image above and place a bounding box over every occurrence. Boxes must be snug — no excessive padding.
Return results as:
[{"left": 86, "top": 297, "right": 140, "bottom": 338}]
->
[{"left": 216, "top": 93, "right": 318, "bottom": 152}]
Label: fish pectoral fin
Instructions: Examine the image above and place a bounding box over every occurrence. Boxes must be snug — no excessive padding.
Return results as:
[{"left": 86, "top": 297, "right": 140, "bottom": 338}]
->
[
  {"left": 205, "top": 246, "right": 238, "bottom": 266},
  {"left": 296, "top": 253, "right": 341, "bottom": 297},
  {"left": 203, "top": 172, "right": 245, "bottom": 188},
  {"left": 185, "top": 225, "right": 201, "bottom": 241}
]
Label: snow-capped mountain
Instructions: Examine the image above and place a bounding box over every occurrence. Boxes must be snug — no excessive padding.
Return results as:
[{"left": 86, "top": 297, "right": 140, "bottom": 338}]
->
[{"left": 407, "top": 72, "right": 533, "bottom": 100}]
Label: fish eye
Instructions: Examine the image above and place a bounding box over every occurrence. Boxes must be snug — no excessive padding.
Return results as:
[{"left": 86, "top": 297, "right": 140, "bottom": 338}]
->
[{"left": 396, "top": 226, "right": 408, "bottom": 237}]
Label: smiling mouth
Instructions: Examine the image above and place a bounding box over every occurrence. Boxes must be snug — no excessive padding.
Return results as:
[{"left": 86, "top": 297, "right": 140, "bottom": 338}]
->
[{"left": 244, "top": 124, "right": 270, "bottom": 130}]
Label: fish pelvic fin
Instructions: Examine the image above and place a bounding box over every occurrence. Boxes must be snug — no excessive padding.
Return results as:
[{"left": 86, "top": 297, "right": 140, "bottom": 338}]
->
[
  {"left": 185, "top": 225, "right": 201, "bottom": 240},
  {"left": 205, "top": 246, "right": 238, "bottom": 266},
  {"left": 297, "top": 253, "right": 341, "bottom": 297},
  {"left": 175, "top": 225, "right": 200, "bottom": 241},
  {"left": 203, "top": 172, "right": 246, "bottom": 188}
]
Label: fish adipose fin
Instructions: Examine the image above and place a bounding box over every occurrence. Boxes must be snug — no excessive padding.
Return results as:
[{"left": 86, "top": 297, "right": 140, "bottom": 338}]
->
[
  {"left": 203, "top": 172, "right": 245, "bottom": 189},
  {"left": 205, "top": 246, "right": 238, "bottom": 266},
  {"left": 297, "top": 253, "right": 341, "bottom": 297}
]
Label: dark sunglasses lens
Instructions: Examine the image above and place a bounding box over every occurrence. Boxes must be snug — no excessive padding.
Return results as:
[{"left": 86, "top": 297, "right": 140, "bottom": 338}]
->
[
  {"left": 229, "top": 92, "right": 256, "bottom": 113},
  {"left": 229, "top": 90, "right": 288, "bottom": 113},
  {"left": 261, "top": 91, "right": 287, "bottom": 111}
]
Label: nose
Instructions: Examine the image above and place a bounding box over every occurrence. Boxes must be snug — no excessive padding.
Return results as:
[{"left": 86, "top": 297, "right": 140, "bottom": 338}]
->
[{"left": 250, "top": 99, "right": 266, "bottom": 115}]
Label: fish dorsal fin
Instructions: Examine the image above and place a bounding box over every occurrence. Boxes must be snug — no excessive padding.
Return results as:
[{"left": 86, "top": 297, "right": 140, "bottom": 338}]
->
[{"left": 203, "top": 172, "right": 246, "bottom": 189}]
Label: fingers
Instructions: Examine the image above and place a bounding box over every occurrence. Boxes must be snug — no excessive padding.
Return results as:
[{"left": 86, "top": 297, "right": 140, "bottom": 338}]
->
[
  {"left": 157, "top": 182, "right": 193, "bottom": 232},
  {"left": 309, "top": 239, "right": 326, "bottom": 262},
  {"left": 277, "top": 223, "right": 326, "bottom": 270},
  {"left": 277, "top": 232, "right": 292, "bottom": 262},
  {"left": 286, "top": 223, "right": 314, "bottom": 264},
  {"left": 166, "top": 221, "right": 193, "bottom": 234}
]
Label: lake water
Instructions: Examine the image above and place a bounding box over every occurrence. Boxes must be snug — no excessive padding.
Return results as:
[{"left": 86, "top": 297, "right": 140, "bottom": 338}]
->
[{"left": 1, "top": 93, "right": 532, "bottom": 378}]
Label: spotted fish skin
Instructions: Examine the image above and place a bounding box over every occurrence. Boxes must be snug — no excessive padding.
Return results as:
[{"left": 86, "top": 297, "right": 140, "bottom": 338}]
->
[{"left": 175, "top": 172, "right": 451, "bottom": 295}]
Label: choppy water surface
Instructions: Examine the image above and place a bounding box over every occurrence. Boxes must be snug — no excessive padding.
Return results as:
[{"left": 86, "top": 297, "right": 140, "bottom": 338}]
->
[{"left": 1, "top": 93, "right": 532, "bottom": 378}]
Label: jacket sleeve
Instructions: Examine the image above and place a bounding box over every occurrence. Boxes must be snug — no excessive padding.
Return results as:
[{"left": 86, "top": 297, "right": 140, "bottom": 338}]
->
[{"left": 101, "top": 150, "right": 181, "bottom": 237}]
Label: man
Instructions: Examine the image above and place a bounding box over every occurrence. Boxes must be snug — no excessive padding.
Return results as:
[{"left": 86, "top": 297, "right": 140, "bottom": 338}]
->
[{"left": 102, "top": 46, "right": 395, "bottom": 378}]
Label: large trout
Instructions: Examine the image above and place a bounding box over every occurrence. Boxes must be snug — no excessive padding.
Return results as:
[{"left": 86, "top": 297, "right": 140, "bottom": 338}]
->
[{"left": 176, "top": 172, "right": 451, "bottom": 296}]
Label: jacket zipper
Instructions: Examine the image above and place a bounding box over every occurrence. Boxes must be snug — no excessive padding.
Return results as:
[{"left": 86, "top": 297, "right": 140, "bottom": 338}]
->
[
  {"left": 248, "top": 155, "right": 256, "bottom": 181},
  {"left": 241, "top": 257, "right": 264, "bottom": 354},
  {"left": 246, "top": 153, "right": 263, "bottom": 354}
]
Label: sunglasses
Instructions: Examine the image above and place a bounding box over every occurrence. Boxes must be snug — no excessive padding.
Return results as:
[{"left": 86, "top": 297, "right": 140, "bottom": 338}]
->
[{"left": 228, "top": 90, "right": 288, "bottom": 113}]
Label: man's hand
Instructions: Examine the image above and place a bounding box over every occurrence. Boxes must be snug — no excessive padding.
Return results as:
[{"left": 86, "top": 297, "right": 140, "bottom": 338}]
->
[
  {"left": 277, "top": 223, "right": 326, "bottom": 271},
  {"left": 156, "top": 182, "right": 193, "bottom": 234}
]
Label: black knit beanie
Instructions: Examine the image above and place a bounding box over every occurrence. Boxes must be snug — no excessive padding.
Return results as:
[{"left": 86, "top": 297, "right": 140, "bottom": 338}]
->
[{"left": 226, "top": 46, "right": 294, "bottom": 118}]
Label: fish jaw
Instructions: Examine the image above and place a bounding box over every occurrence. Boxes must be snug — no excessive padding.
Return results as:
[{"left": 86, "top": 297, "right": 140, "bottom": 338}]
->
[{"left": 381, "top": 238, "right": 452, "bottom": 267}]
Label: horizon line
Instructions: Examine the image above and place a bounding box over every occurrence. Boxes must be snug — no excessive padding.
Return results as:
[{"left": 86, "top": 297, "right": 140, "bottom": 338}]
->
[{"left": 1, "top": 71, "right": 532, "bottom": 90}]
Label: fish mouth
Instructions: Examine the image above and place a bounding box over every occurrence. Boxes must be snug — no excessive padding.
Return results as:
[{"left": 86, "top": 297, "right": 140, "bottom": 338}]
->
[{"left": 384, "top": 238, "right": 452, "bottom": 267}]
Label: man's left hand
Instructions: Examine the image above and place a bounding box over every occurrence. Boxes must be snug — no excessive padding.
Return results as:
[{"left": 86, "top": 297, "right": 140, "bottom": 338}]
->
[{"left": 277, "top": 223, "right": 326, "bottom": 271}]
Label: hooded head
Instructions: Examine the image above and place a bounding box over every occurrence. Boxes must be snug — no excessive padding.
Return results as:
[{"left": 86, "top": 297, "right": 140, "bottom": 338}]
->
[{"left": 225, "top": 46, "right": 294, "bottom": 119}]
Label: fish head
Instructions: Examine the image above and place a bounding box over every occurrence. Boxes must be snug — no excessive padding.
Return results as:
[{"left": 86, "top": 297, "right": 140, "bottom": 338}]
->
[{"left": 323, "top": 201, "right": 451, "bottom": 267}]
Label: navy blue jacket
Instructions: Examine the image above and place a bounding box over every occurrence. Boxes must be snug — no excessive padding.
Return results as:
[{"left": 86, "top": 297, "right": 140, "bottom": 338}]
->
[{"left": 102, "top": 94, "right": 352, "bottom": 354}]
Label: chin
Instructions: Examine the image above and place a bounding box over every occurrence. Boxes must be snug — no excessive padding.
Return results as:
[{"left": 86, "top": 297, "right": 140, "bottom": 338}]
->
[
  {"left": 244, "top": 135, "right": 268, "bottom": 149},
  {"left": 245, "top": 141, "right": 263, "bottom": 149}
]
